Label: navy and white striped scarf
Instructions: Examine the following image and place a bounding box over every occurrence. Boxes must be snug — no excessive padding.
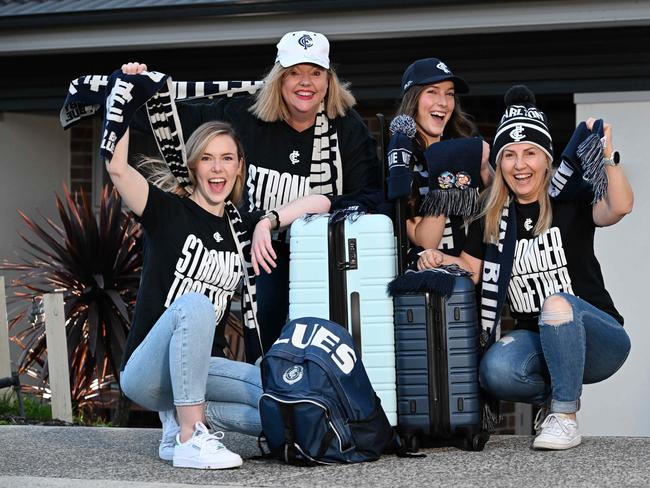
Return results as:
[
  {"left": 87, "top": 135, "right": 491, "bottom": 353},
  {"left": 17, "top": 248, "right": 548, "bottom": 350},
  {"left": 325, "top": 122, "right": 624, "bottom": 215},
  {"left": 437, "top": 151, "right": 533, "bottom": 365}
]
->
[{"left": 61, "top": 71, "right": 343, "bottom": 199}]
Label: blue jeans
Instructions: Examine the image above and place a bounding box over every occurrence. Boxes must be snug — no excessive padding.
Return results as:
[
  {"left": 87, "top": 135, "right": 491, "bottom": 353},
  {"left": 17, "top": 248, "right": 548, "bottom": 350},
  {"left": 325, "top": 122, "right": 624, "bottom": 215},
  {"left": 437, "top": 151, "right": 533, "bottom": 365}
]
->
[
  {"left": 255, "top": 240, "right": 290, "bottom": 353},
  {"left": 120, "top": 293, "right": 262, "bottom": 436},
  {"left": 479, "top": 293, "right": 630, "bottom": 413}
]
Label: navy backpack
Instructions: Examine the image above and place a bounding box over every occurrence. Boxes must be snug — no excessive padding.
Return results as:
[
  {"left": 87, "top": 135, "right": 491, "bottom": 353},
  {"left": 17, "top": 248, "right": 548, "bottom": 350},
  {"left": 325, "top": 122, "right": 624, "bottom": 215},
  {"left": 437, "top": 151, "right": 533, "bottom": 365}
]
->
[{"left": 259, "top": 317, "right": 397, "bottom": 465}]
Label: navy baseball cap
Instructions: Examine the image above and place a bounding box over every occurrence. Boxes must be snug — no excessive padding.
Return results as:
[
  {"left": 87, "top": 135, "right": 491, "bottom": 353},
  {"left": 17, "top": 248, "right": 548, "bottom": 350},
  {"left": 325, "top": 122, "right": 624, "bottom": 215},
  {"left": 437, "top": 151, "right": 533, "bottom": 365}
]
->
[{"left": 401, "top": 58, "right": 469, "bottom": 95}]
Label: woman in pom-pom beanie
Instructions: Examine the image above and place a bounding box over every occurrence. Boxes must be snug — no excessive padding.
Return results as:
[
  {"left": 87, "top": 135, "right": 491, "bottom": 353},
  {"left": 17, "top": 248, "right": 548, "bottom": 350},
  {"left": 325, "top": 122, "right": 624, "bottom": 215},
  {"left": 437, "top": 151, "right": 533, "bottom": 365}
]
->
[
  {"left": 418, "top": 84, "right": 633, "bottom": 450},
  {"left": 391, "top": 58, "right": 493, "bottom": 259}
]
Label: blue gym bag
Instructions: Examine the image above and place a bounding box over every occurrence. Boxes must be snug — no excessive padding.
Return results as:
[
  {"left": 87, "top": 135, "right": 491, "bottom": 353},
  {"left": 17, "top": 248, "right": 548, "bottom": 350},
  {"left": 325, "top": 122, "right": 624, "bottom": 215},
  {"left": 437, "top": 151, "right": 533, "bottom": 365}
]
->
[{"left": 259, "top": 316, "right": 397, "bottom": 465}]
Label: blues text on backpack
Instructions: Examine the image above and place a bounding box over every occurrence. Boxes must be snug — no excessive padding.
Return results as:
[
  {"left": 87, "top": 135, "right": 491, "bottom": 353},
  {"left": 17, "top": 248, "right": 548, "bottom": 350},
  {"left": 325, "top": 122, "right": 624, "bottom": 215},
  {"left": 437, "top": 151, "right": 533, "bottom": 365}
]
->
[{"left": 259, "top": 317, "right": 395, "bottom": 464}]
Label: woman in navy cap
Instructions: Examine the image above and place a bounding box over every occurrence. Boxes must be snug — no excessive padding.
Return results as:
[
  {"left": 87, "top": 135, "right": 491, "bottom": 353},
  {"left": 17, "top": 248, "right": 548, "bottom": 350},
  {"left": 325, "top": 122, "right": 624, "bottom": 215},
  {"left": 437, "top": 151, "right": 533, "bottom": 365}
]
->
[{"left": 393, "top": 58, "right": 493, "bottom": 259}]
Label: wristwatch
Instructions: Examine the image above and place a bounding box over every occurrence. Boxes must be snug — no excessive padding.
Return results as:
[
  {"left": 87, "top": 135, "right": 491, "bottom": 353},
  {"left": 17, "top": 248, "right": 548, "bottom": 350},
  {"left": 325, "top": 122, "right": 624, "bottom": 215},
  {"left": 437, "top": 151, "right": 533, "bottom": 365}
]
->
[
  {"left": 262, "top": 210, "right": 280, "bottom": 230},
  {"left": 604, "top": 150, "right": 620, "bottom": 166}
]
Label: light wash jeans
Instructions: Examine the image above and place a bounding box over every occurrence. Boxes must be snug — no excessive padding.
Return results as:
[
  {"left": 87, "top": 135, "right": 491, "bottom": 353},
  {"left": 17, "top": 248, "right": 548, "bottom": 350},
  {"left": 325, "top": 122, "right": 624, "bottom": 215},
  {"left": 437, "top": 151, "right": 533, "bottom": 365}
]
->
[
  {"left": 479, "top": 293, "right": 631, "bottom": 413},
  {"left": 120, "top": 293, "right": 262, "bottom": 436}
]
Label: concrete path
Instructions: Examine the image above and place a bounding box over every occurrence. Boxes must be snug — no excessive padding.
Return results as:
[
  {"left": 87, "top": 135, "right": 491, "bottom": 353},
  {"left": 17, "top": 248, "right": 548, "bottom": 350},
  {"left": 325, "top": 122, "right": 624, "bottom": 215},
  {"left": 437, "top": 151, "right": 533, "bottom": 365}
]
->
[{"left": 0, "top": 426, "right": 648, "bottom": 487}]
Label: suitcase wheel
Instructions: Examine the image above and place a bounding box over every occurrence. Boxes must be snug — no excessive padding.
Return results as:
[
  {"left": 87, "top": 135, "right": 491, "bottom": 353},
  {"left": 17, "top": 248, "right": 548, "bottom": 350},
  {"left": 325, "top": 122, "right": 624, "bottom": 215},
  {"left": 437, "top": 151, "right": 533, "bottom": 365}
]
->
[
  {"left": 406, "top": 434, "right": 421, "bottom": 453},
  {"left": 467, "top": 431, "right": 489, "bottom": 452}
]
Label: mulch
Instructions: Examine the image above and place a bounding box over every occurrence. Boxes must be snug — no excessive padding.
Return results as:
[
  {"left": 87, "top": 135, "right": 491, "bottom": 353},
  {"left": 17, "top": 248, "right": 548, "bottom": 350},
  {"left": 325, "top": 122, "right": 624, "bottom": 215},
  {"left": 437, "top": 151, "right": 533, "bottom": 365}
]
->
[{"left": 0, "top": 415, "right": 73, "bottom": 426}]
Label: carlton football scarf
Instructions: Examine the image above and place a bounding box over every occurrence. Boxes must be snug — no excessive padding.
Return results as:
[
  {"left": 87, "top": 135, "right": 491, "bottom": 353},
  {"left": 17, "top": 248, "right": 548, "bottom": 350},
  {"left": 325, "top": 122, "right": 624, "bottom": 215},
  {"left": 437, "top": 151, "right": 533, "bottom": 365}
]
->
[
  {"left": 310, "top": 102, "right": 344, "bottom": 196},
  {"left": 420, "top": 138, "right": 483, "bottom": 218},
  {"left": 62, "top": 70, "right": 343, "bottom": 198},
  {"left": 223, "top": 201, "right": 263, "bottom": 363},
  {"left": 548, "top": 119, "right": 607, "bottom": 203}
]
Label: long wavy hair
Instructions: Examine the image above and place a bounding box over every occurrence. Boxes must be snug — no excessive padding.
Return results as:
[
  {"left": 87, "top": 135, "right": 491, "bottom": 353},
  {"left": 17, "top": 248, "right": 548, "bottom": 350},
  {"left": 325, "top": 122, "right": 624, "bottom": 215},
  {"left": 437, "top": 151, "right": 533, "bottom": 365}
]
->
[
  {"left": 250, "top": 63, "right": 356, "bottom": 122},
  {"left": 137, "top": 121, "right": 246, "bottom": 205},
  {"left": 480, "top": 150, "right": 553, "bottom": 244},
  {"left": 397, "top": 83, "right": 479, "bottom": 217}
]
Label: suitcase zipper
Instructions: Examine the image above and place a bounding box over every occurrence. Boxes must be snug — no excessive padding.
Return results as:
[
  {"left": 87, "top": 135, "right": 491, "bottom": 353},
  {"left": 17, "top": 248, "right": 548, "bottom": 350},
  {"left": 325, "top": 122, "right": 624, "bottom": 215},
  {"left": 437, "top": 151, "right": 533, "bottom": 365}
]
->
[{"left": 426, "top": 292, "right": 452, "bottom": 436}]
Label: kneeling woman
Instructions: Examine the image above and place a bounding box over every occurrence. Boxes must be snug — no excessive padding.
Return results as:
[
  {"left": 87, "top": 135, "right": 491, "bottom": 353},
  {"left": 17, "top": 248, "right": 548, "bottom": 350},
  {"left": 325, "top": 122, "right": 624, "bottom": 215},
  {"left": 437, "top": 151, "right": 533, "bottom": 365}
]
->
[
  {"left": 111, "top": 122, "right": 329, "bottom": 469},
  {"left": 417, "top": 86, "right": 632, "bottom": 450}
]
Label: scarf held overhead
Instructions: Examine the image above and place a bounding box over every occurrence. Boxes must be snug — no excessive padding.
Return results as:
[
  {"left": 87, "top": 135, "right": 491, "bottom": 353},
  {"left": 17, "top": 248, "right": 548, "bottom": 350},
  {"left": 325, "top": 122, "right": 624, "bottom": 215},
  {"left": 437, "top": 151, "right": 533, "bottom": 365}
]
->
[
  {"left": 61, "top": 71, "right": 343, "bottom": 198},
  {"left": 61, "top": 70, "right": 267, "bottom": 361}
]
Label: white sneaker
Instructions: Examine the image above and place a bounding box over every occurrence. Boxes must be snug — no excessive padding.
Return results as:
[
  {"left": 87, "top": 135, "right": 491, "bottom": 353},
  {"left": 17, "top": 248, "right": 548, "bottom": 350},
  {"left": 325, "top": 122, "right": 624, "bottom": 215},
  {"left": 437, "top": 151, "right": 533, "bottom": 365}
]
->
[
  {"left": 533, "top": 413, "right": 581, "bottom": 450},
  {"left": 159, "top": 410, "right": 180, "bottom": 462},
  {"left": 173, "top": 422, "right": 243, "bottom": 469}
]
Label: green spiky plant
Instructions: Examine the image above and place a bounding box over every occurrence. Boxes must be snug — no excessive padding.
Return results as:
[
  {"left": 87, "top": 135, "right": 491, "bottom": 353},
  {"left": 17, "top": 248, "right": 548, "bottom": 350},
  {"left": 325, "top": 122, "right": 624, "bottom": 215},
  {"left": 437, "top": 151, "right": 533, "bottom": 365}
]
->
[{"left": 1, "top": 185, "right": 142, "bottom": 424}]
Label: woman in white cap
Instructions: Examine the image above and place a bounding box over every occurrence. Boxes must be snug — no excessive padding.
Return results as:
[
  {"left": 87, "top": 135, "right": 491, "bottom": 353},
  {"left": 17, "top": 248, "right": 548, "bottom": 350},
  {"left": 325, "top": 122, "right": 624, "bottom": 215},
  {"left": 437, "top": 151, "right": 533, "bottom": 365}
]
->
[
  {"left": 392, "top": 58, "right": 492, "bottom": 259},
  {"left": 123, "top": 31, "right": 380, "bottom": 358},
  {"left": 417, "top": 85, "right": 633, "bottom": 450}
]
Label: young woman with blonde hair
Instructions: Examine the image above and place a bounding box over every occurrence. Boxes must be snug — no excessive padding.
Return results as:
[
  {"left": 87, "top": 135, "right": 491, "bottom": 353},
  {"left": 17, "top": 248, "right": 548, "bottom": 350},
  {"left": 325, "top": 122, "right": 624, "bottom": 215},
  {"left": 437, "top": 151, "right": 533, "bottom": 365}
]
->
[
  {"left": 112, "top": 119, "right": 330, "bottom": 469},
  {"left": 417, "top": 85, "right": 633, "bottom": 450}
]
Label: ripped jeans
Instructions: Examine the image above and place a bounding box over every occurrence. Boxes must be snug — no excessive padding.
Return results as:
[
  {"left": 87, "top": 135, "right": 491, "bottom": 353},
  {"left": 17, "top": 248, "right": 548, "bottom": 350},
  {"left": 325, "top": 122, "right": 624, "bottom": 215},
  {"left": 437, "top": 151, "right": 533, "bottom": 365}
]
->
[{"left": 479, "top": 293, "right": 631, "bottom": 413}]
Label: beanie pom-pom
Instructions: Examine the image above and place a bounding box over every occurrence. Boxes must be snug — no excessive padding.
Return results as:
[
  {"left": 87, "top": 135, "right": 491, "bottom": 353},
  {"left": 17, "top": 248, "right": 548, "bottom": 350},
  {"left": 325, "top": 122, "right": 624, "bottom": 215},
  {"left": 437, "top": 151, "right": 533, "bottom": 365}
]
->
[
  {"left": 504, "top": 85, "right": 536, "bottom": 107},
  {"left": 390, "top": 114, "right": 417, "bottom": 138}
]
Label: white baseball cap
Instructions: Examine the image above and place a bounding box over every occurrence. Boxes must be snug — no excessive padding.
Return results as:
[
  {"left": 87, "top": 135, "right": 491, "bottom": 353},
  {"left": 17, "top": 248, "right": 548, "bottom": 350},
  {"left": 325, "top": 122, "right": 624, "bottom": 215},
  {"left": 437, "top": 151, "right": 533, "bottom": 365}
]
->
[{"left": 275, "top": 31, "right": 330, "bottom": 70}]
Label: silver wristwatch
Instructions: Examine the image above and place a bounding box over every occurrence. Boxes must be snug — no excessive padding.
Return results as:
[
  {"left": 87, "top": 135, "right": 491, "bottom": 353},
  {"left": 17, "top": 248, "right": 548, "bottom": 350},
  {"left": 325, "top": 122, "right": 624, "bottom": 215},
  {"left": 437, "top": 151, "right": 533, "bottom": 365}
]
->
[
  {"left": 604, "top": 150, "right": 620, "bottom": 166},
  {"left": 262, "top": 210, "right": 280, "bottom": 230}
]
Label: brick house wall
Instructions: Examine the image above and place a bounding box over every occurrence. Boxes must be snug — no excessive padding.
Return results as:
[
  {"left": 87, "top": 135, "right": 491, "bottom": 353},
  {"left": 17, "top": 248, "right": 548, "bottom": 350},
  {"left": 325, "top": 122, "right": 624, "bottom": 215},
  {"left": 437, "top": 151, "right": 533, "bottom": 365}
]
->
[{"left": 69, "top": 120, "right": 94, "bottom": 199}]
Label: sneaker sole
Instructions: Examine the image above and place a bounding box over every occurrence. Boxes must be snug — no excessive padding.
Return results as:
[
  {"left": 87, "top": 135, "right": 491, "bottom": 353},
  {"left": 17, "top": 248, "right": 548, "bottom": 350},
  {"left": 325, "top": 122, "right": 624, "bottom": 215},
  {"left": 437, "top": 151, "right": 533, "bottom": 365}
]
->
[
  {"left": 533, "top": 435, "right": 582, "bottom": 450},
  {"left": 172, "top": 457, "right": 243, "bottom": 469},
  {"left": 159, "top": 449, "right": 174, "bottom": 462}
]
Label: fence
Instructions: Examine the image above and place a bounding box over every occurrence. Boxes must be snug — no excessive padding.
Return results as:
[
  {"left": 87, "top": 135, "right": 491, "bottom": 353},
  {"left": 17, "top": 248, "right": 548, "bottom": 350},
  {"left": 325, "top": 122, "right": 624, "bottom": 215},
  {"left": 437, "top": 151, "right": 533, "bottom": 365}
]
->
[{"left": 0, "top": 276, "right": 72, "bottom": 422}]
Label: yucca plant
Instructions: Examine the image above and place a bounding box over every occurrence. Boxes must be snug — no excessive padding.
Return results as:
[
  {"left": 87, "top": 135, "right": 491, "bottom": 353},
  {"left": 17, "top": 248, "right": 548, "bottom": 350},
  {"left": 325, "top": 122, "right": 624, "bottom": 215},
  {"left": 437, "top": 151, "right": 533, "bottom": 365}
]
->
[{"left": 1, "top": 185, "right": 142, "bottom": 423}]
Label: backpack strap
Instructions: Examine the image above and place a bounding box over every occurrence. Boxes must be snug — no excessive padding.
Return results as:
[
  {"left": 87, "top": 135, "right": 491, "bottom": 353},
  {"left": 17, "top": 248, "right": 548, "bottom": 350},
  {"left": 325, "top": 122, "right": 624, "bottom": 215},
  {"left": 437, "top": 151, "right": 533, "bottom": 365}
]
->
[
  {"left": 316, "top": 428, "right": 337, "bottom": 459},
  {"left": 277, "top": 404, "right": 323, "bottom": 466}
]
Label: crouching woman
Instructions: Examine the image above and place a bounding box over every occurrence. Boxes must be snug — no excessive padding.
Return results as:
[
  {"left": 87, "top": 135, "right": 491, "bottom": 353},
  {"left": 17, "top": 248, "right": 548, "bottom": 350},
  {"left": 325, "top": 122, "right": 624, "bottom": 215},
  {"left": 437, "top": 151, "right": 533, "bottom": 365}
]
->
[{"left": 417, "top": 86, "right": 632, "bottom": 450}]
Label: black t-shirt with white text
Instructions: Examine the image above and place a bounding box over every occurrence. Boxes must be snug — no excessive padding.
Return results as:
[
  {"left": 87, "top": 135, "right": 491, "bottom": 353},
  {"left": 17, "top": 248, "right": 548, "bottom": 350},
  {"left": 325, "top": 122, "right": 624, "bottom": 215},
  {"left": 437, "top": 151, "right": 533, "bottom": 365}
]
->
[
  {"left": 121, "top": 184, "right": 245, "bottom": 369},
  {"left": 464, "top": 193, "right": 623, "bottom": 328}
]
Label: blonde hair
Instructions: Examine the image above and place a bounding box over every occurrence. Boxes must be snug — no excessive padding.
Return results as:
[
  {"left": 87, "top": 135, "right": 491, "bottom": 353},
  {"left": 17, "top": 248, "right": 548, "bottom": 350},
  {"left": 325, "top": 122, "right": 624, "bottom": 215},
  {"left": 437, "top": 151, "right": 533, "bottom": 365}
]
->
[
  {"left": 480, "top": 152, "right": 553, "bottom": 244},
  {"left": 250, "top": 63, "right": 356, "bottom": 122},
  {"left": 138, "top": 121, "right": 246, "bottom": 205}
]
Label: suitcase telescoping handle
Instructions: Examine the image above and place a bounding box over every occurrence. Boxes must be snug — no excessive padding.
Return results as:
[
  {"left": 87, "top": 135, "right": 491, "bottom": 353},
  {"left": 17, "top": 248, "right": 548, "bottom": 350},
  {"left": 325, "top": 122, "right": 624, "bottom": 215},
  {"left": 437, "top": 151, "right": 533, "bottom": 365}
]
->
[
  {"left": 376, "top": 113, "right": 409, "bottom": 274},
  {"left": 350, "top": 291, "right": 362, "bottom": 359}
]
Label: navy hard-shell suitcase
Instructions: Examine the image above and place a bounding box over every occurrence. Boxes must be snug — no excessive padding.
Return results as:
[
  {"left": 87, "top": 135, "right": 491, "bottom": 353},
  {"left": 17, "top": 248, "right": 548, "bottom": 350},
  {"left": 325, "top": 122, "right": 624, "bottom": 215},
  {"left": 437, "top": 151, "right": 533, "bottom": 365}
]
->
[
  {"left": 378, "top": 111, "right": 489, "bottom": 451},
  {"left": 393, "top": 277, "right": 489, "bottom": 451}
]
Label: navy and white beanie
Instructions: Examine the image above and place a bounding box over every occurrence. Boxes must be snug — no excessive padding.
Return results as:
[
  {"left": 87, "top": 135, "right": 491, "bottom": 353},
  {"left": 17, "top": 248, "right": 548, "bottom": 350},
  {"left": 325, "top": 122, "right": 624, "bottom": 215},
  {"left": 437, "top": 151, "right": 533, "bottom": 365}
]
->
[{"left": 492, "top": 85, "right": 553, "bottom": 165}]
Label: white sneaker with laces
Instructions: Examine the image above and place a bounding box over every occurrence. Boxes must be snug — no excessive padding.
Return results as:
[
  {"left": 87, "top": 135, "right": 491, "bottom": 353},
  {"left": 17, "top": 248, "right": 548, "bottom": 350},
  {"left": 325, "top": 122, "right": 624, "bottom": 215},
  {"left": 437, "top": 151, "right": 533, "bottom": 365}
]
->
[
  {"left": 173, "top": 422, "right": 243, "bottom": 469},
  {"left": 533, "top": 413, "right": 581, "bottom": 450},
  {"left": 159, "top": 410, "right": 180, "bottom": 461}
]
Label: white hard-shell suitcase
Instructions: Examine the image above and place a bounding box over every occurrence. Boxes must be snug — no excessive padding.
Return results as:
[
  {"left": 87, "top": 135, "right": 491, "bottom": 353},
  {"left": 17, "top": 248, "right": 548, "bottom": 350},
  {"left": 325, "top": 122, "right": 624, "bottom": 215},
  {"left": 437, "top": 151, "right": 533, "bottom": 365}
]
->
[{"left": 288, "top": 214, "right": 398, "bottom": 425}]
